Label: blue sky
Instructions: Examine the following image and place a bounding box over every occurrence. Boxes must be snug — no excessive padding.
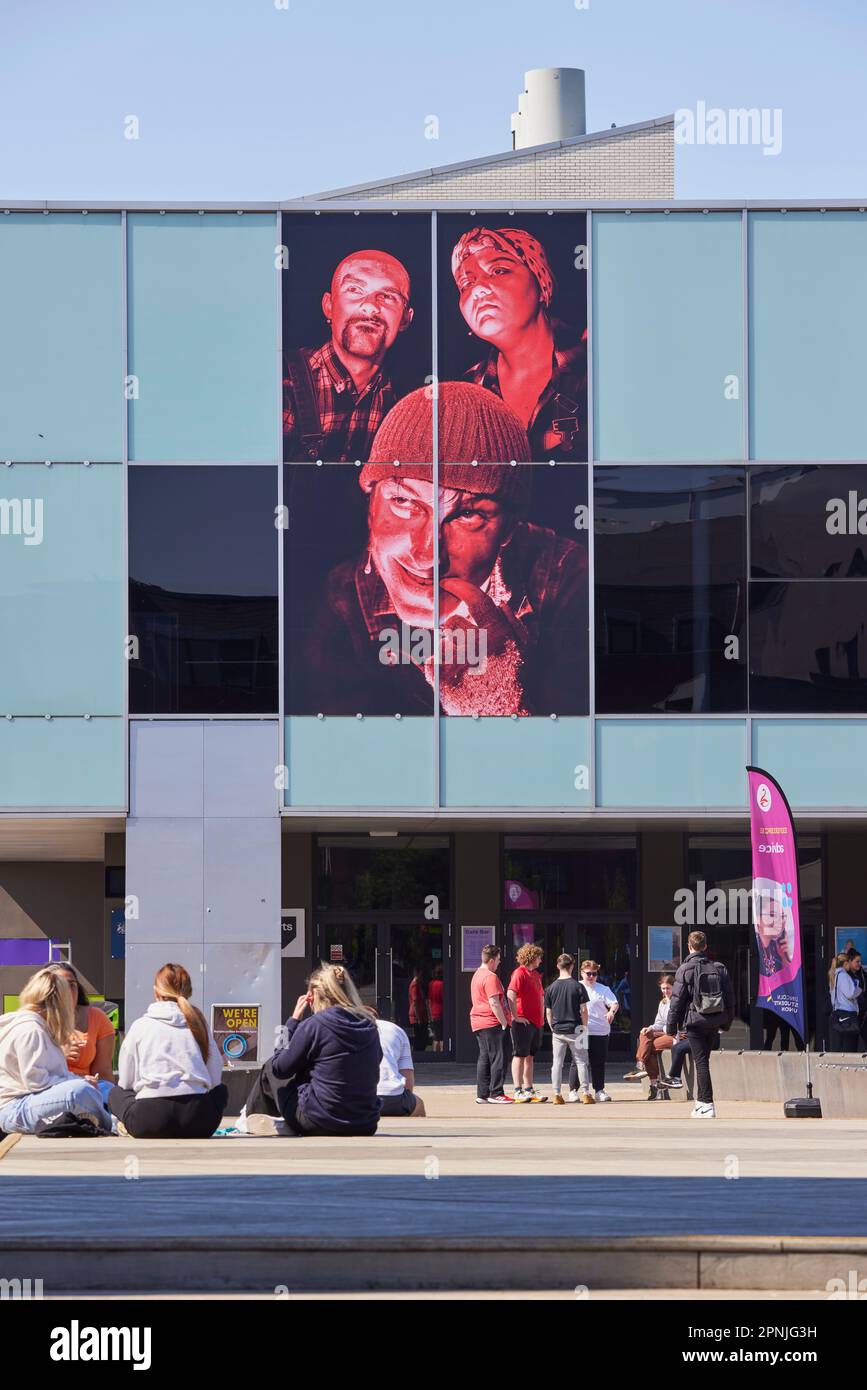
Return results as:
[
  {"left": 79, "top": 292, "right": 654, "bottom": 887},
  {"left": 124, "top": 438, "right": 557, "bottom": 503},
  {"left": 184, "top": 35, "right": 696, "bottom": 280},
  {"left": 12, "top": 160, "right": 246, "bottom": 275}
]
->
[{"left": 1, "top": 0, "right": 865, "bottom": 201}]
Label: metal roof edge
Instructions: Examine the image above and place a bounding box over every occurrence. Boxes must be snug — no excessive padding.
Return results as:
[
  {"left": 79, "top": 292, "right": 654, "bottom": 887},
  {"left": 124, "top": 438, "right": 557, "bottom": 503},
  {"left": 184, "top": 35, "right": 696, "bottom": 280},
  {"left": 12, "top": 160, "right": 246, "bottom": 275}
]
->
[{"left": 3, "top": 198, "right": 866, "bottom": 214}]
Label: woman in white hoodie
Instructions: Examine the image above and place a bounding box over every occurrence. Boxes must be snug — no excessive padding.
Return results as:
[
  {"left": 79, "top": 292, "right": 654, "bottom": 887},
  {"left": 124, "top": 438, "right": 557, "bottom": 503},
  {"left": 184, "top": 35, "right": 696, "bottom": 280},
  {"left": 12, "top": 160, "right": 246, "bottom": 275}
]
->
[
  {"left": 108, "top": 963, "right": 227, "bottom": 1138},
  {"left": 0, "top": 968, "right": 113, "bottom": 1135}
]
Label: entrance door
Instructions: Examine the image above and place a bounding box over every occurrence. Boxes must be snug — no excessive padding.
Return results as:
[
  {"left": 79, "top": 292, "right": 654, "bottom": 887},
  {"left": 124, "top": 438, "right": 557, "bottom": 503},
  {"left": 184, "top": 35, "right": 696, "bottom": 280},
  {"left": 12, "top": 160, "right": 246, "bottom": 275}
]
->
[
  {"left": 315, "top": 918, "right": 452, "bottom": 1059},
  {"left": 503, "top": 916, "right": 635, "bottom": 1056}
]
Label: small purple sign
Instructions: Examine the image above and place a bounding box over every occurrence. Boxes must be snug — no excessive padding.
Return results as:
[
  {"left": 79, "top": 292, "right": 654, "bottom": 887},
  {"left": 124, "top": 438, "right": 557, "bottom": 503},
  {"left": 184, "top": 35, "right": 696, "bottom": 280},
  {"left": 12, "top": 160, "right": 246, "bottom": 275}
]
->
[
  {"left": 462, "top": 926, "right": 495, "bottom": 973},
  {"left": 0, "top": 939, "right": 51, "bottom": 968}
]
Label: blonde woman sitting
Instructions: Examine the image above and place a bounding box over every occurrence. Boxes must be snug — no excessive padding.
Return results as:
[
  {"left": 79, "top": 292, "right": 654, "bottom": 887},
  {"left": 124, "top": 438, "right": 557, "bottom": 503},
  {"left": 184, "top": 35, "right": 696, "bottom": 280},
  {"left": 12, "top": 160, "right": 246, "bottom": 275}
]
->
[
  {"left": 0, "top": 968, "right": 114, "bottom": 1135},
  {"left": 241, "top": 963, "right": 382, "bottom": 1137}
]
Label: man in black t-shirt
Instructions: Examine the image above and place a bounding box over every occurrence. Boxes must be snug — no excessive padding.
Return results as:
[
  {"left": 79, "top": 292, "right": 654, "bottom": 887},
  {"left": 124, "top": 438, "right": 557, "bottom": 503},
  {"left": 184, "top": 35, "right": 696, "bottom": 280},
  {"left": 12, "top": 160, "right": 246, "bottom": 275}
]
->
[{"left": 544, "top": 953, "right": 590, "bottom": 1105}]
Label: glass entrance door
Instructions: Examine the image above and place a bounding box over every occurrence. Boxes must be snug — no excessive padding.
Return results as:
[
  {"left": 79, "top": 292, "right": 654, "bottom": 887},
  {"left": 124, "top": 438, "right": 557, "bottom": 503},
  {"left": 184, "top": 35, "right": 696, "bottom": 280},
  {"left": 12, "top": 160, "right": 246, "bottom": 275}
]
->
[
  {"left": 315, "top": 918, "right": 452, "bottom": 1059},
  {"left": 503, "top": 916, "right": 635, "bottom": 1056}
]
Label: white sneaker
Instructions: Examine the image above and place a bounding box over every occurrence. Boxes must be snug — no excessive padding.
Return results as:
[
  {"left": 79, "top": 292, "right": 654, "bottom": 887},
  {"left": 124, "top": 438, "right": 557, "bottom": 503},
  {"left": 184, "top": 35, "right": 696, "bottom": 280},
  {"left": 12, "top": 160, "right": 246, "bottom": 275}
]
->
[
  {"left": 566, "top": 1090, "right": 582, "bottom": 1103},
  {"left": 691, "top": 1102, "right": 716, "bottom": 1119},
  {"left": 595, "top": 1090, "right": 612, "bottom": 1103}
]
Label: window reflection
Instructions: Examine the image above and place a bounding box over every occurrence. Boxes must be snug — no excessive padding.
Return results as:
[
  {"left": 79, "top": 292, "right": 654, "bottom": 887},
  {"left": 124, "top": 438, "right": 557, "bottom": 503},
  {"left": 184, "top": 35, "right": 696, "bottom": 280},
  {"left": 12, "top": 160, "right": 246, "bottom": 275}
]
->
[
  {"left": 751, "top": 465, "right": 867, "bottom": 579},
  {"left": 750, "top": 582, "right": 867, "bottom": 712},
  {"left": 129, "top": 467, "right": 279, "bottom": 715},
  {"left": 595, "top": 467, "right": 747, "bottom": 712}
]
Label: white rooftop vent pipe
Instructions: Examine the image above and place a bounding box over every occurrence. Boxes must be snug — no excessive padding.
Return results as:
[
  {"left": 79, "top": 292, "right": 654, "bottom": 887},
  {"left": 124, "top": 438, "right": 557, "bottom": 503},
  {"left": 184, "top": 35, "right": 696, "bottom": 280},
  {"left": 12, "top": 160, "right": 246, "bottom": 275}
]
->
[{"left": 511, "top": 67, "right": 587, "bottom": 149}]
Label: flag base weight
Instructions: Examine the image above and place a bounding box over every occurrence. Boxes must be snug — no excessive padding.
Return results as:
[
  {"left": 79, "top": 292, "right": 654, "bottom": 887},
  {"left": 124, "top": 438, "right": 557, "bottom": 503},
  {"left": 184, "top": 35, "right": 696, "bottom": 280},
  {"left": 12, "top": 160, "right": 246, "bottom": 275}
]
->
[{"left": 784, "top": 1096, "right": 822, "bottom": 1118}]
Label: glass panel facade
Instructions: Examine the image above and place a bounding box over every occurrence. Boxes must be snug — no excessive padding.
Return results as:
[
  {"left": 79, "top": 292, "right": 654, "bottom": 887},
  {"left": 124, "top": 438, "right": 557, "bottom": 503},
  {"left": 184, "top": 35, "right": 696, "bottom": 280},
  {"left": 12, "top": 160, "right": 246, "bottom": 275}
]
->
[
  {"left": 127, "top": 213, "right": 278, "bottom": 461},
  {"left": 749, "top": 211, "right": 867, "bottom": 461},
  {"left": 0, "top": 213, "right": 123, "bottom": 462},
  {"left": 0, "top": 464, "right": 124, "bottom": 715},
  {"left": 595, "top": 466, "right": 747, "bottom": 712},
  {"left": 316, "top": 835, "right": 450, "bottom": 912},
  {"left": 129, "top": 467, "right": 278, "bottom": 714},
  {"left": 593, "top": 212, "right": 743, "bottom": 461}
]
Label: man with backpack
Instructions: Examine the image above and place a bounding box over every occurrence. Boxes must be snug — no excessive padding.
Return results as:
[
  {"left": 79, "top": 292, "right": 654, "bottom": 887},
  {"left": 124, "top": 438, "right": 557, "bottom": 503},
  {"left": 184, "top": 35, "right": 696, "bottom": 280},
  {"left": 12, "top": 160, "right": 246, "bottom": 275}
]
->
[{"left": 666, "top": 931, "right": 734, "bottom": 1119}]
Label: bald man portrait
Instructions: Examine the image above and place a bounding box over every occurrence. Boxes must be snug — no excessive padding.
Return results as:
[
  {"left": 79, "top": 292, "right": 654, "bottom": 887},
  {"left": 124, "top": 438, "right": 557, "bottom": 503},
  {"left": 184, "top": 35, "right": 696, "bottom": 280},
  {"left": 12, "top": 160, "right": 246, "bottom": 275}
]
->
[{"left": 283, "top": 248, "right": 415, "bottom": 462}]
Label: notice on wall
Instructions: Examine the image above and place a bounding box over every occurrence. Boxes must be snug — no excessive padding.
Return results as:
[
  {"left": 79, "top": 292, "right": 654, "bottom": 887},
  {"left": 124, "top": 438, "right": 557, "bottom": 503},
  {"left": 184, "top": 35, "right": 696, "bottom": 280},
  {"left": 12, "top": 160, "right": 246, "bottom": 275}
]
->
[
  {"left": 647, "top": 927, "right": 681, "bottom": 973},
  {"left": 281, "top": 908, "right": 306, "bottom": 959},
  {"left": 110, "top": 907, "right": 126, "bottom": 960},
  {"left": 330, "top": 944, "right": 344, "bottom": 962},
  {"left": 461, "top": 926, "right": 495, "bottom": 972},
  {"left": 211, "top": 1004, "right": 261, "bottom": 1064}
]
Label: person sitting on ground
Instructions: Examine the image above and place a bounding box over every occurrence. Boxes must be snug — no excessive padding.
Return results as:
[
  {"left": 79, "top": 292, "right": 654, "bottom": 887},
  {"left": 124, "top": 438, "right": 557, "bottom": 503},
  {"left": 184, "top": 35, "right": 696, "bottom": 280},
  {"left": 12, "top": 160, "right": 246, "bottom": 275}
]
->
[
  {"left": 108, "top": 963, "right": 226, "bottom": 1139},
  {"left": 46, "top": 962, "right": 116, "bottom": 1099},
  {"left": 544, "top": 953, "right": 589, "bottom": 1105},
  {"left": 0, "top": 967, "right": 113, "bottom": 1136},
  {"left": 624, "top": 974, "right": 676, "bottom": 1091},
  {"left": 375, "top": 1015, "right": 427, "bottom": 1117},
  {"left": 241, "top": 963, "right": 382, "bottom": 1137}
]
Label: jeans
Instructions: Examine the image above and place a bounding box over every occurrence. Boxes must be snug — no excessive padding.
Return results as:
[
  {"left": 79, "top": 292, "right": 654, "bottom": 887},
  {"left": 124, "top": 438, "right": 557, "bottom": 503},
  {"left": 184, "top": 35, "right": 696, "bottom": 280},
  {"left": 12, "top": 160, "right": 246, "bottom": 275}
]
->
[
  {"left": 569, "top": 1034, "right": 608, "bottom": 1093},
  {"left": 551, "top": 1030, "right": 589, "bottom": 1094},
  {"left": 0, "top": 1078, "right": 113, "bottom": 1135},
  {"left": 686, "top": 1023, "right": 720, "bottom": 1103},
  {"left": 475, "top": 1025, "right": 507, "bottom": 1099},
  {"left": 668, "top": 1037, "right": 691, "bottom": 1079}
]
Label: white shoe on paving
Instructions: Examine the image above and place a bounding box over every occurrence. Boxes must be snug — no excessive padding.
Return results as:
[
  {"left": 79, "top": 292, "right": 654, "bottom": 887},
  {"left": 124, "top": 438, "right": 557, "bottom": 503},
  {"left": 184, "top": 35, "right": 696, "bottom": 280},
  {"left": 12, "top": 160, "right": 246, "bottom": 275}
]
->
[
  {"left": 595, "top": 1090, "right": 612, "bottom": 1102},
  {"left": 691, "top": 1102, "right": 716, "bottom": 1118},
  {"left": 566, "top": 1090, "right": 582, "bottom": 1103}
]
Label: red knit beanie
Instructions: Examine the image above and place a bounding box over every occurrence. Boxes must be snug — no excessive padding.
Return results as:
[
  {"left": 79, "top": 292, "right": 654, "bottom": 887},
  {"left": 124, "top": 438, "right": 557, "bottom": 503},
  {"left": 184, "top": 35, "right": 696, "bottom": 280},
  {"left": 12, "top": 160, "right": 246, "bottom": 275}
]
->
[{"left": 368, "top": 381, "right": 531, "bottom": 465}]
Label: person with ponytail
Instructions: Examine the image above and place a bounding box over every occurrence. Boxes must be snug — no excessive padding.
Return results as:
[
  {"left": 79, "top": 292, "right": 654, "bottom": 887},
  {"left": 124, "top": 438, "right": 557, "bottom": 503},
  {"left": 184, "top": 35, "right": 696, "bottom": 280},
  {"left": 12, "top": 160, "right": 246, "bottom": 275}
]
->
[
  {"left": 0, "top": 967, "right": 114, "bottom": 1135},
  {"left": 107, "top": 963, "right": 227, "bottom": 1138},
  {"left": 240, "top": 962, "right": 382, "bottom": 1137}
]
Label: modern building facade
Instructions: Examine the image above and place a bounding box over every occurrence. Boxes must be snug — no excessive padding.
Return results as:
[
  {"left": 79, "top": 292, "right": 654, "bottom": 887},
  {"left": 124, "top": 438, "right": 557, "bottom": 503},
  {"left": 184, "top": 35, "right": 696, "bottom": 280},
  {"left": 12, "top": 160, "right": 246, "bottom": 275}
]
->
[{"left": 2, "top": 74, "right": 867, "bottom": 1066}]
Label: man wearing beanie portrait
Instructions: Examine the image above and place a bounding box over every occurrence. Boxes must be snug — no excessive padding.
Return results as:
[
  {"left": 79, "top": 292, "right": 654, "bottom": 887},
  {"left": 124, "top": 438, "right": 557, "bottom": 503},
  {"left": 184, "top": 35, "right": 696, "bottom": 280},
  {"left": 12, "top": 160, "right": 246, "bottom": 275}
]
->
[
  {"left": 291, "top": 383, "right": 588, "bottom": 717},
  {"left": 449, "top": 225, "right": 587, "bottom": 462}
]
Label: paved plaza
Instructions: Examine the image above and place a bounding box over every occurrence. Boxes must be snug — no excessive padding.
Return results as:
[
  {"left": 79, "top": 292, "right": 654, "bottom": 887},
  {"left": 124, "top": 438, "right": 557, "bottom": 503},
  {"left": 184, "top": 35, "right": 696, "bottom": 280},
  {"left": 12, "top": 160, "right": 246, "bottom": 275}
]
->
[{"left": 3, "top": 1072, "right": 866, "bottom": 1296}]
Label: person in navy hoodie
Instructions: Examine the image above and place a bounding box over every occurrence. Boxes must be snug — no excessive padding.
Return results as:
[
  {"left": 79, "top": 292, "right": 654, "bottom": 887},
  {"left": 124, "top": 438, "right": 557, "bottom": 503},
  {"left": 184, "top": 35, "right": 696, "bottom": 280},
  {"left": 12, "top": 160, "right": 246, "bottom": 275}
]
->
[{"left": 240, "top": 963, "right": 382, "bottom": 1137}]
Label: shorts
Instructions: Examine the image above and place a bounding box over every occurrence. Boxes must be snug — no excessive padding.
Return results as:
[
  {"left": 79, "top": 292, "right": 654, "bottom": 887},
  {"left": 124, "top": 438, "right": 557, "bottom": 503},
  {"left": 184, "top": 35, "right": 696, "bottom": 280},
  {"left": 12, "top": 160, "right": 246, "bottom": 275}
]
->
[
  {"left": 510, "top": 1022, "right": 542, "bottom": 1058},
  {"left": 378, "top": 1089, "right": 421, "bottom": 1117}
]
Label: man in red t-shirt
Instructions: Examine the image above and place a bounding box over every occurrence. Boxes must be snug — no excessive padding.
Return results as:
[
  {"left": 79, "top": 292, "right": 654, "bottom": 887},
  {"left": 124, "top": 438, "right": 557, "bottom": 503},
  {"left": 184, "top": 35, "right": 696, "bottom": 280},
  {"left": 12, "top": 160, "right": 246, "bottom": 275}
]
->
[
  {"left": 507, "top": 943, "right": 547, "bottom": 1102},
  {"left": 470, "top": 945, "right": 513, "bottom": 1104}
]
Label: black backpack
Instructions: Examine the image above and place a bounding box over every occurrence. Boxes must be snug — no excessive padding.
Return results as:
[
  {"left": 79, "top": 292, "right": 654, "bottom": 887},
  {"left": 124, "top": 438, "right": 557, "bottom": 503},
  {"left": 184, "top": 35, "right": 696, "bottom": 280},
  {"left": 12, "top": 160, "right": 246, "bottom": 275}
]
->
[
  {"left": 691, "top": 957, "right": 727, "bottom": 1017},
  {"left": 34, "top": 1111, "right": 107, "bottom": 1139}
]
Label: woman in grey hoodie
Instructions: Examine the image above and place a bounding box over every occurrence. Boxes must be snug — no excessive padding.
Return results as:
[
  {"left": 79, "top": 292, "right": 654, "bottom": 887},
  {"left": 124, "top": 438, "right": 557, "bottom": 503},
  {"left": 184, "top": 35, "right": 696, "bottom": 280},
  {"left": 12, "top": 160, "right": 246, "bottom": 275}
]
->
[
  {"left": 0, "top": 968, "right": 113, "bottom": 1135},
  {"left": 108, "top": 963, "right": 227, "bottom": 1138}
]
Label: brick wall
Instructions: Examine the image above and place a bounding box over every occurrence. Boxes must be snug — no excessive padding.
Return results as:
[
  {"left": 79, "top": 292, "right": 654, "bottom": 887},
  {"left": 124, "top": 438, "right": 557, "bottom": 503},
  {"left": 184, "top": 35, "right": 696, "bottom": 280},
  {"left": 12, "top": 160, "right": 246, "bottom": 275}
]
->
[{"left": 315, "top": 122, "right": 674, "bottom": 203}]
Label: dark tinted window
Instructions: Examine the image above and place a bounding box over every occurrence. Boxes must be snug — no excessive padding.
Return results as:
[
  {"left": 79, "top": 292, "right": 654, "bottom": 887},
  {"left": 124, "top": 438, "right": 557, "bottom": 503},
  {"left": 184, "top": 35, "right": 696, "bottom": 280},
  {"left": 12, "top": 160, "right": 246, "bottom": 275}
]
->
[
  {"left": 316, "top": 835, "right": 450, "bottom": 912},
  {"left": 751, "top": 466, "right": 867, "bottom": 579},
  {"left": 750, "top": 581, "right": 867, "bottom": 712},
  {"left": 503, "top": 835, "right": 637, "bottom": 911},
  {"left": 129, "top": 467, "right": 278, "bottom": 714},
  {"left": 595, "top": 467, "right": 747, "bottom": 712},
  {"left": 688, "top": 836, "right": 822, "bottom": 914}
]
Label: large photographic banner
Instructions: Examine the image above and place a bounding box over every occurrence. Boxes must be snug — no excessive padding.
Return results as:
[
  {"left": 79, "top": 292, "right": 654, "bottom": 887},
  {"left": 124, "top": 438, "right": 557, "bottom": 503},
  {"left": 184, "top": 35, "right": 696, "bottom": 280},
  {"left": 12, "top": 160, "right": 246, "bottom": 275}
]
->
[
  {"left": 747, "top": 766, "right": 806, "bottom": 1042},
  {"left": 284, "top": 462, "right": 589, "bottom": 717},
  {"left": 282, "top": 212, "right": 433, "bottom": 463},
  {"left": 436, "top": 213, "right": 588, "bottom": 462}
]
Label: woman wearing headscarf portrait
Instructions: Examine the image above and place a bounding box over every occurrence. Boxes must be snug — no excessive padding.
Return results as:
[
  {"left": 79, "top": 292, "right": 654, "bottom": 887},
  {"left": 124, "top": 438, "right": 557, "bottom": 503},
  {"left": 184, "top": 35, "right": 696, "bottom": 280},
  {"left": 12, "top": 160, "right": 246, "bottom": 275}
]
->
[{"left": 451, "top": 225, "right": 587, "bottom": 461}]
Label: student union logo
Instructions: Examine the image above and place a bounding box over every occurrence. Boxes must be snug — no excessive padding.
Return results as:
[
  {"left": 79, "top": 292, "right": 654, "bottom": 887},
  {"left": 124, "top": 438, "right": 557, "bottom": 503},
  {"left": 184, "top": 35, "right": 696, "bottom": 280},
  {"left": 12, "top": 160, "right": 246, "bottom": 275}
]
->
[{"left": 756, "top": 783, "right": 772, "bottom": 813}]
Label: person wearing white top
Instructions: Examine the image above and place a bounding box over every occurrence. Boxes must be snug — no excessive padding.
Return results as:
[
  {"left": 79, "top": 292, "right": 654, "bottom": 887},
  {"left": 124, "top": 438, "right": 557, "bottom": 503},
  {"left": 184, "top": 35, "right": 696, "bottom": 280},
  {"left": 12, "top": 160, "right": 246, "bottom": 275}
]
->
[
  {"left": 107, "top": 963, "right": 227, "bottom": 1138},
  {"left": 375, "top": 1018, "right": 426, "bottom": 1117},
  {"left": 0, "top": 968, "right": 113, "bottom": 1135},
  {"left": 568, "top": 961, "right": 619, "bottom": 1103},
  {"left": 624, "top": 974, "right": 678, "bottom": 1088},
  {"left": 829, "top": 952, "right": 863, "bottom": 1053}
]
